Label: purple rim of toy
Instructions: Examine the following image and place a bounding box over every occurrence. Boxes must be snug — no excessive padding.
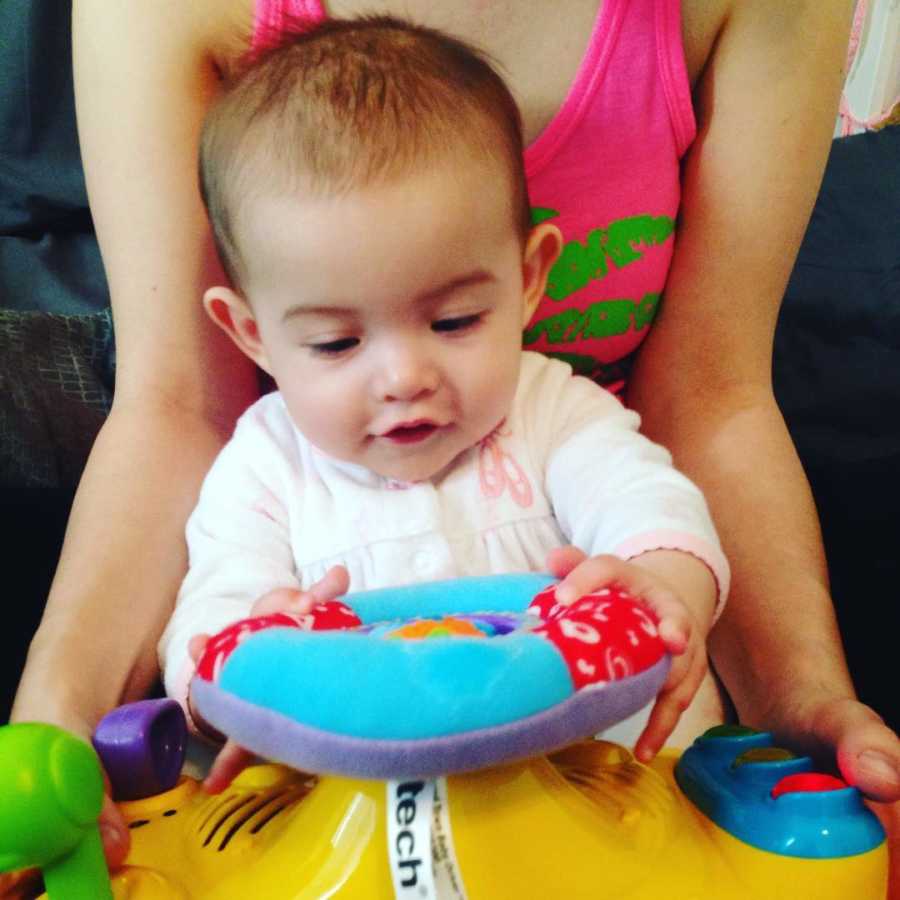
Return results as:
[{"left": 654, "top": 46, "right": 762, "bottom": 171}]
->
[
  {"left": 92, "top": 698, "right": 187, "bottom": 801},
  {"left": 191, "top": 654, "right": 669, "bottom": 780}
]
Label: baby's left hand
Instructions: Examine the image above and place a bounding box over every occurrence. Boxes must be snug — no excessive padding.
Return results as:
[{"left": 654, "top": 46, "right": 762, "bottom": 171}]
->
[{"left": 547, "top": 545, "right": 717, "bottom": 763}]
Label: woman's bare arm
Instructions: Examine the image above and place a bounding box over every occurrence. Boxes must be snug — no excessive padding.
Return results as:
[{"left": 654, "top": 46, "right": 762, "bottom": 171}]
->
[
  {"left": 12, "top": 0, "right": 258, "bottom": 736},
  {"left": 629, "top": 0, "right": 900, "bottom": 800}
]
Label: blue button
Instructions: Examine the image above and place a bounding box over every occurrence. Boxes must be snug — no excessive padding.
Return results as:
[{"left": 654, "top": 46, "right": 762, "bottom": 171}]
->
[{"left": 675, "top": 728, "right": 885, "bottom": 858}]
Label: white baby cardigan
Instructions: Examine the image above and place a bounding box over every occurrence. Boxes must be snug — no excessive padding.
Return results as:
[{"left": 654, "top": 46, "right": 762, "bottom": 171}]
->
[{"left": 160, "top": 353, "right": 729, "bottom": 720}]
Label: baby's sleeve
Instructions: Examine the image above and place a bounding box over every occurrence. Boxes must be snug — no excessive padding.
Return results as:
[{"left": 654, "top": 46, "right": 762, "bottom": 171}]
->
[
  {"left": 158, "top": 398, "right": 303, "bottom": 719},
  {"left": 526, "top": 358, "right": 730, "bottom": 616}
]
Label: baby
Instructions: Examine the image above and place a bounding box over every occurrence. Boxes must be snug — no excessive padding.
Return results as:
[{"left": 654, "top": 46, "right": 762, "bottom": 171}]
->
[{"left": 159, "top": 16, "right": 729, "bottom": 789}]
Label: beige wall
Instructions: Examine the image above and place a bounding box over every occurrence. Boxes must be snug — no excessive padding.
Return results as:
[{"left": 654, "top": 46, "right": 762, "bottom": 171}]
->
[{"left": 836, "top": 0, "right": 900, "bottom": 135}]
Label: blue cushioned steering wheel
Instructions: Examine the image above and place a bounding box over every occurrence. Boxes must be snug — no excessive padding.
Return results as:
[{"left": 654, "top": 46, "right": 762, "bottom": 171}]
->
[{"left": 190, "top": 573, "right": 669, "bottom": 778}]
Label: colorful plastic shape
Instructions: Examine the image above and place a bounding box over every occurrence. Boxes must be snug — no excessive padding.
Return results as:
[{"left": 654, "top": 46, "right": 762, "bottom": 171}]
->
[
  {"left": 0, "top": 723, "right": 112, "bottom": 900},
  {"left": 26, "top": 739, "right": 888, "bottom": 899},
  {"left": 92, "top": 698, "right": 187, "bottom": 801},
  {"left": 674, "top": 724, "right": 885, "bottom": 858}
]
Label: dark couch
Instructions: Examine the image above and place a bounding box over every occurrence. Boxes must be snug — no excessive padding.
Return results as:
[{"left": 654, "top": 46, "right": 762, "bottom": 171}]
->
[
  {"left": 1, "top": 0, "right": 112, "bottom": 719},
  {"left": 2, "top": 0, "right": 898, "bottom": 731},
  {"left": 773, "top": 126, "right": 900, "bottom": 732}
]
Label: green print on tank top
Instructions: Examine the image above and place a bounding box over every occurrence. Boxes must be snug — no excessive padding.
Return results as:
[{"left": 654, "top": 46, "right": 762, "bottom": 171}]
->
[
  {"left": 525, "top": 208, "right": 674, "bottom": 380},
  {"left": 533, "top": 208, "right": 674, "bottom": 301}
]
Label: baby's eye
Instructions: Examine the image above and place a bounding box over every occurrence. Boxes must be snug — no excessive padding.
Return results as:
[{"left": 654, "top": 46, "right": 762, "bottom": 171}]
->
[
  {"left": 432, "top": 314, "right": 481, "bottom": 333},
  {"left": 307, "top": 337, "right": 359, "bottom": 356}
]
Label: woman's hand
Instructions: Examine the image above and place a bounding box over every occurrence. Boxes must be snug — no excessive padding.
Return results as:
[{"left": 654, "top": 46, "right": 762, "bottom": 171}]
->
[
  {"left": 0, "top": 869, "right": 43, "bottom": 899},
  {"left": 97, "top": 772, "right": 132, "bottom": 869},
  {"left": 547, "top": 545, "right": 717, "bottom": 762},
  {"left": 751, "top": 694, "right": 900, "bottom": 803},
  {"left": 187, "top": 565, "right": 350, "bottom": 793}
]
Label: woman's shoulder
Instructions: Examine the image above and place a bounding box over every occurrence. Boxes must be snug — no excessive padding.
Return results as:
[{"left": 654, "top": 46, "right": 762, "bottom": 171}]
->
[
  {"left": 681, "top": 0, "right": 854, "bottom": 89},
  {"left": 208, "top": 0, "right": 849, "bottom": 89},
  {"left": 681, "top": 0, "right": 731, "bottom": 86},
  {"left": 118, "top": 0, "right": 257, "bottom": 75},
  {"left": 195, "top": 0, "right": 258, "bottom": 73},
  {"left": 77, "top": 0, "right": 256, "bottom": 76}
]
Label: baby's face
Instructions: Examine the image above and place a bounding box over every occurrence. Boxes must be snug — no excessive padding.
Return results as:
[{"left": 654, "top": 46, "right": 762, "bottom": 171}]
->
[{"left": 236, "top": 160, "right": 541, "bottom": 483}]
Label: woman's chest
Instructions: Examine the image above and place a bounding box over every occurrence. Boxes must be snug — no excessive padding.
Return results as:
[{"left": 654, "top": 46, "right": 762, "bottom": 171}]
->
[
  {"left": 227, "top": 0, "right": 726, "bottom": 140},
  {"left": 342, "top": 0, "right": 604, "bottom": 144}
]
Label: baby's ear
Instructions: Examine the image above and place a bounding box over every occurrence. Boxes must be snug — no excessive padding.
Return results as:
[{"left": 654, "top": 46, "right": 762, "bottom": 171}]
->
[
  {"left": 203, "top": 286, "right": 272, "bottom": 374},
  {"left": 521, "top": 222, "right": 563, "bottom": 326}
]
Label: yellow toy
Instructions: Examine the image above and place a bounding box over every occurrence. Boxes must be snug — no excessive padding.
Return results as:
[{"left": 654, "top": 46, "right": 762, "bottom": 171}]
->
[
  {"left": 0, "top": 723, "right": 887, "bottom": 899},
  {"left": 0, "top": 576, "right": 888, "bottom": 898},
  {"left": 103, "top": 739, "right": 892, "bottom": 899}
]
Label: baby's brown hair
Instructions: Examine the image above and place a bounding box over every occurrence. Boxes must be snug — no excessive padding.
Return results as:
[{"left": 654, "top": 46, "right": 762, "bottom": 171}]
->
[{"left": 199, "top": 16, "right": 532, "bottom": 290}]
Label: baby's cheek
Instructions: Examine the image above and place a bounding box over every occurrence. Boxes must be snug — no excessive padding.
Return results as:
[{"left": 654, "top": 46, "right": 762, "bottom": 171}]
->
[
  {"left": 472, "top": 365, "right": 518, "bottom": 429},
  {"left": 283, "top": 388, "right": 357, "bottom": 457}
]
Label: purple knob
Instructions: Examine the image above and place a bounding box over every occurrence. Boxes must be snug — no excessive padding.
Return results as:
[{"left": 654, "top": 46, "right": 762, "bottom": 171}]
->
[{"left": 92, "top": 699, "right": 187, "bottom": 801}]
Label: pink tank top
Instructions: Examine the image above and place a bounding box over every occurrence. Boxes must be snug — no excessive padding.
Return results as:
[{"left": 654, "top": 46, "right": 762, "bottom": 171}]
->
[{"left": 252, "top": 0, "right": 695, "bottom": 393}]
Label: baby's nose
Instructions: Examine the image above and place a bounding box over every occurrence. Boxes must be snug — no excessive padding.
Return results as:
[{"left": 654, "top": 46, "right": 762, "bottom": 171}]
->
[{"left": 376, "top": 345, "right": 440, "bottom": 402}]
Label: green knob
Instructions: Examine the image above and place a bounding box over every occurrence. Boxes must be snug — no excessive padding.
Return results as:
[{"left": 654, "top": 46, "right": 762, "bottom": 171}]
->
[{"left": 0, "top": 723, "right": 112, "bottom": 899}]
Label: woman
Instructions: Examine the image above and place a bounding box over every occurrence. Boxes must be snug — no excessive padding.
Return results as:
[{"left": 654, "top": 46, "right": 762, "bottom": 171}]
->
[{"left": 13, "top": 0, "right": 898, "bottom": 875}]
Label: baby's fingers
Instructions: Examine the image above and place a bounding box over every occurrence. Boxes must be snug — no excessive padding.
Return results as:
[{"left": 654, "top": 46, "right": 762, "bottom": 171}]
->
[
  {"left": 203, "top": 740, "right": 256, "bottom": 794},
  {"left": 252, "top": 587, "right": 310, "bottom": 617},
  {"left": 553, "top": 553, "right": 629, "bottom": 604},
  {"left": 188, "top": 633, "right": 211, "bottom": 664},
  {"left": 554, "top": 555, "right": 691, "bottom": 653},
  {"left": 251, "top": 567, "right": 350, "bottom": 618},
  {"left": 554, "top": 554, "right": 669, "bottom": 609},
  {"left": 306, "top": 564, "right": 350, "bottom": 604},
  {"left": 545, "top": 545, "right": 588, "bottom": 579},
  {"left": 641, "top": 590, "right": 693, "bottom": 656},
  {"left": 634, "top": 648, "right": 708, "bottom": 761}
]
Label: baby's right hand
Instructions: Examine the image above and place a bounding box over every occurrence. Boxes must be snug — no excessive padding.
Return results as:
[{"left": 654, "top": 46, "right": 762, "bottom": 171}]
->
[
  {"left": 250, "top": 586, "right": 317, "bottom": 618},
  {"left": 188, "top": 565, "right": 351, "bottom": 792},
  {"left": 250, "top": 563, "right": 352, "bottom": 619}
]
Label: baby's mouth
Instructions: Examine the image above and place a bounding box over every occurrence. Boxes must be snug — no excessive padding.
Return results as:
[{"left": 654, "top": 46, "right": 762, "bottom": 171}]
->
[{"left": 381, "top": 422, "right": 440, "bottom": 444}]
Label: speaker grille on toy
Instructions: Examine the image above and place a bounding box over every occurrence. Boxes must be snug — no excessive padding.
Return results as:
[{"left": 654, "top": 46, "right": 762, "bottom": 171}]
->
[{"left": 196, "top": 778, "right": 317, "bottom": 853}]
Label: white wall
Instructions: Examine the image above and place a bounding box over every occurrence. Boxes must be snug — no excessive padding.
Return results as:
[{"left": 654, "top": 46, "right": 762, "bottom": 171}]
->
[{"left": 836, "top": 0, "right": 900, "bottom": 135}]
